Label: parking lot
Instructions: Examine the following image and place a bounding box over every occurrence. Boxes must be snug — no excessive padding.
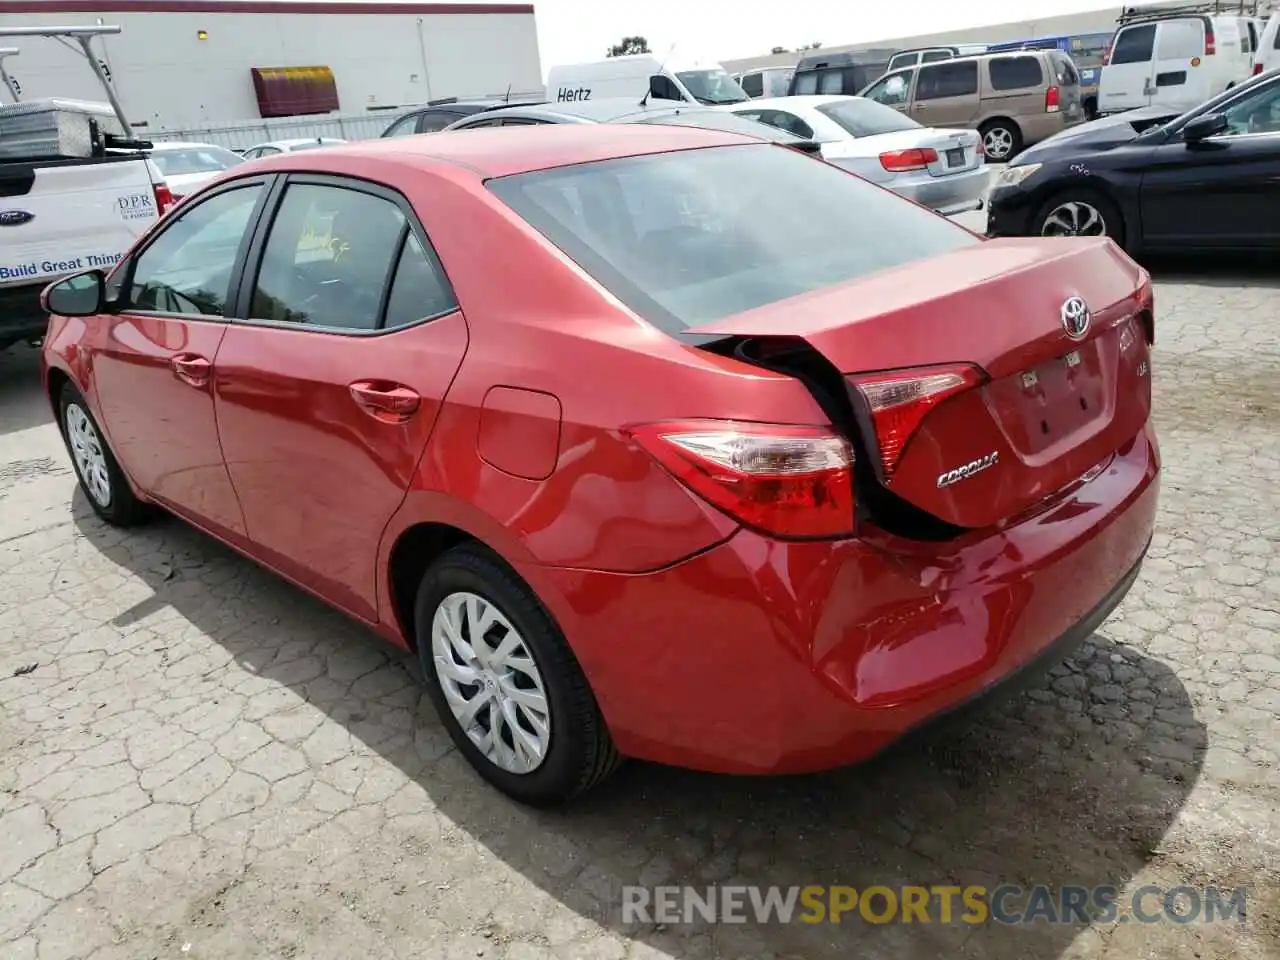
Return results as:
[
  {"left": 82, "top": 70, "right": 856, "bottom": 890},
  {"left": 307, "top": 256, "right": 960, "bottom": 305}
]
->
[{"left": 1, "top": 242, "right": 1279, "bottom": 959}]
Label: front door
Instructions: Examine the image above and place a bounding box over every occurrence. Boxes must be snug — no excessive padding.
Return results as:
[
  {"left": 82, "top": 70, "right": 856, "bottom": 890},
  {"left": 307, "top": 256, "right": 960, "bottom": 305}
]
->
[
  {"left": 860, "top": 68, "right": 915, "bottom": 115},
  {"left": 91, "top": 179, "right": 270, "bottom": 540},
  {"left": 1100, "top": 23, "right": 1158, "bottom": 111},
  {"left": 910, "top": 59, "right": 980, "bottom": 128},
  {"left": 213, "top": 175, "right": 467, "bottom": 622},
  {"left": 1139, "top": 79, "right": 1280, "bottom": 247}
]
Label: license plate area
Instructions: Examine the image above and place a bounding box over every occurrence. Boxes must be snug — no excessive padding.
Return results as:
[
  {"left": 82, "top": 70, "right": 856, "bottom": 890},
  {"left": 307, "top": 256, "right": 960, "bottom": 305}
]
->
[
  {"left": 985, "top": 340, "right": 1111, "bottom": 455},
  {"left": 945, "top": 147, "right": 966, "bottom": 167}
]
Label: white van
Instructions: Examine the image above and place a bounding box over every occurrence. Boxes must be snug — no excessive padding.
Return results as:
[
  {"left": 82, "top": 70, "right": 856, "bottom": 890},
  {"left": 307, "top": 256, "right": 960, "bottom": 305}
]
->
[
  {"left": 1098, "top": 10, "right": 1256, "bottom": 114},
  {"left": 545, "top": 54, "right": 750, "bottom": 106},
  {"left": 735, "top": 67, "right": 793, "bottom": 99},
  {"left": 885, "top": 44, "right": 991, "bottom": 74},
  {"left": 1253, "top": 11, "right": 1280, "bottom": 76}
]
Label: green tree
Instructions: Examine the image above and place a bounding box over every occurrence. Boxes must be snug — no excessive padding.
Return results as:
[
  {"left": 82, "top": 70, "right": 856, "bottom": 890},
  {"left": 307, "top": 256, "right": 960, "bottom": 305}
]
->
[
  {"left": 771, "top": 46, "right": 789, "bottom": 54},
  {"left": 607, "top": 36, "right": 651, "bottom": 57}
]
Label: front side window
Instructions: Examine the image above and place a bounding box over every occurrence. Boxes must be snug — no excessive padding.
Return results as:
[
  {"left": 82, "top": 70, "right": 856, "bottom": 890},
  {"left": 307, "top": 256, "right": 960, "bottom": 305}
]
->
[
  {"left": 674, "top": 68, "right": 749, "bottom": 104},
  {"left": 1111, "top": 24, "right": 1157, "bottom": 64},
  {"left": 816, "top": 98, "right": 920, "bottom": 136},
  {"left": 251, "top": 184, "right": 406, "bottom": 330},
  {"left": 916, "top": 60, "right": 979, "bottom": 100},
  {"left": 127, "top": 184, "right": 262, "bottom": 316},
  {"left": 383, "top": 115, "right": 420, "bottom": 137},
  {"left": 1219, "top": 78, "right": 1280, "bottom": 134},
  {"left": 488, "top": 144, "right": 977, "bottom": 336},
  {"left": 989, "top": 55, "right": 1045, "bottom": 90},
  {"left": 862, "top": 69, "right": 914, "bottom": 105}
]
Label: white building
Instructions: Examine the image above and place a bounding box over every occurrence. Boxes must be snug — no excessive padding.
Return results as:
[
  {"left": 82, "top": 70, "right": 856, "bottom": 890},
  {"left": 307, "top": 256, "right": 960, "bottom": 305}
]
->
[{"left": 0, "top": 1, "right": 542, "bottom": 136}]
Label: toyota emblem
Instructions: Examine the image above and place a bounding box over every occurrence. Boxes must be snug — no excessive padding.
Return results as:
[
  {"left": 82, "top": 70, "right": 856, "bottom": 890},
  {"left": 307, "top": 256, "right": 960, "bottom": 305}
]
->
[{"left": 1061, "top": 296, "right": 1090, "bottom": 340}]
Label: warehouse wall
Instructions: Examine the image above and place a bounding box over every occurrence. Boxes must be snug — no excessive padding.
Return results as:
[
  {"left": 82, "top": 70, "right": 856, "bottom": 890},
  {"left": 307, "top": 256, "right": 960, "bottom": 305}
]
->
[{"left": 0, "top": 3, "right": 541, "bottom": 130}]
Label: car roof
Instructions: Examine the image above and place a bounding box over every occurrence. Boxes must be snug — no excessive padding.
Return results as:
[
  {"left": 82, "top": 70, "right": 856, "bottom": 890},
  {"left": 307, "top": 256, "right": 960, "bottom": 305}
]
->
[
  {"left": 466, "top": 97, "right": 680, "bottom": 123},
  {"left": 247, "top": 122, "right": 756, "bottom": 180},
  {"left": 734, "top": 95, "right": 858, "bottom": 110},
  {"left": 150, "top": 140, "right": 232, "bottom": 150},
  {"left": 248, "top": 137, "right": 345, "bottom": 149},
  {"left": 405, "top": 98, "right": 544, "bottom": 115}
]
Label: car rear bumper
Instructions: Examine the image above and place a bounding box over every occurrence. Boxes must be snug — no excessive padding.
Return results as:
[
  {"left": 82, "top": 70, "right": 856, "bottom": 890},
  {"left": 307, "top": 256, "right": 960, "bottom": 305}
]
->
[
  {"left": 525, "top": 422, "right": 1159, "bottom": 775},
  {"left": 0, "top": 283, "right": 51, "bottom": 346},
  {"left": 892, "top": 164, "right": 989, "bottom": 215}
]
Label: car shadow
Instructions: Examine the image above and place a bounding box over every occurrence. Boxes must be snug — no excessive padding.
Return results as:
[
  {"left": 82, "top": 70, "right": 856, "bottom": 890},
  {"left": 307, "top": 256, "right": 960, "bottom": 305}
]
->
[
  {"left": 0, "top": 344, "right": 54, "bottom": 438},
  {"left": 1142, "top": 251, "right": 1280, "bottom": 288},
  {"left": 74, "top": 503, "right": 1206, "bottom": 960}
]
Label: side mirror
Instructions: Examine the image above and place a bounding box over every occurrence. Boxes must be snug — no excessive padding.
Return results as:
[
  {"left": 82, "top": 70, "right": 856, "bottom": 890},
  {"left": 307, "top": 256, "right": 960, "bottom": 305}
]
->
[
  {"left": 1182, "top": 113, "right": 1228, "bottom": 142},
  {"left": 41, "top": 269, "right": 106, "bottom": 317}
]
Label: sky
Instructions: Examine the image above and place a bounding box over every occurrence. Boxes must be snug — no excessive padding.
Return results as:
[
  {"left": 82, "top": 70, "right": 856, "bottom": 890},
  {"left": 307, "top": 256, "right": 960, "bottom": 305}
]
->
[{"left": 530, "top": 0, "right": 1120, "bottom": 67}]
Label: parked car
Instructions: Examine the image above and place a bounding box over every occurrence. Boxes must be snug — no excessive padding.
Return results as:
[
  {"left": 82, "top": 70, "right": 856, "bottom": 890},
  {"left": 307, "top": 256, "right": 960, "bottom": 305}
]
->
[
  {"left": 724, "top": 95, "right": 987, "bottom": 215},
  {"left": 1253, "top": 11, "right": 1280, "bottom": 75},
  {"left": 885, "top": 43, "right": 992, "bottom": 74},
  {"left": 40, "top": 123, "right": 1158, "bottom": 806},
  {"left": 546, "top": 53, "right": 749, "bottom": 105},
  {"left": 239, "top": 137, "right": 345, "bottom": 160},
  {"left": 1098, "top": 8, "right": 1256, "bottom": 115},
  {"left": 859, "top": 48, "right": 1086, "bottom": 161},
  {"left": 986, "top": 67, "right": 1280, "bottom": 253},
  {"left": 380, "top": 97, "right": 545, "bottom": 137},
  {"left": 788, "top": 49, "right": 898, "bottom": 97},
  {"left": 734, "top": 66, "right": 793, "bottom": 99},
  {"left": 438, "top": 97, "right": 823, "bottom": 154},
  {"left": 148, "top": 141, "right": 245, "bottom": 199}
]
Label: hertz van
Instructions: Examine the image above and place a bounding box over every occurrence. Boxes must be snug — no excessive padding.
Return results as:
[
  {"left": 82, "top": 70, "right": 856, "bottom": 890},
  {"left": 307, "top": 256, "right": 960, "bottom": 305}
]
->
[{"left": 545, "top": 54, "right": 751, "bottom": 105}]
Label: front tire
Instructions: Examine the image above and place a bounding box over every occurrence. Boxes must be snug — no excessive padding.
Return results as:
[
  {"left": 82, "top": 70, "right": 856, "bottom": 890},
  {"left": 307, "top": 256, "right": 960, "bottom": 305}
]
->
[
  {"left": 1033, "top": 188, "right": 1126, "bottom": 248},
  {"left": 414, "top": 544, "right": 621, "bottom": 806},
  {"left": 59, "top": 384, "right": 151, "bottom": 527}
]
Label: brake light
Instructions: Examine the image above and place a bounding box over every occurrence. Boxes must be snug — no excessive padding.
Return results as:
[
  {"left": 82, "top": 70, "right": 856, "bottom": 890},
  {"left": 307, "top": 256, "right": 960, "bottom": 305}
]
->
[
  {"left": 1045, "top": 85, "right": 1061, "bottom": 113},
  {"left": 850, "top": 364, "right": 986, "bottom": 479},
  {"left": 1134, "top": 272, "right": 1155, "bottom": 344},
  {"left": 975, "top": 138, "right": 985, "bottom": 157},
  {"left": 627, "top": 420, "right": 855, "bottom": 538},
  {"left": 1204, "top": 21, "right": 1216, "bottom": 55},
  {"left": 153, "top": 180, "right": 174, "bottom": 217},
  {"left": 1103, "top": 43, "right": 1113, "bottom": 66},
  {"left": 1254, "top": 62, "right": 1264, "bottom": 75},
  {"left": 879, "top": 148, "right": 938, "bottom": 172}
]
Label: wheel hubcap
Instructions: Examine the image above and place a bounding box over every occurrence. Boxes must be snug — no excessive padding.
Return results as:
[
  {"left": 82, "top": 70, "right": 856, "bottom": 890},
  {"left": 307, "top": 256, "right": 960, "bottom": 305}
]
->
[
  {"left": 984, "top": 127, "right": 1014, "bottom": 159},
  {"left": 1041, "top": 201, "right": 1107, "bottom": 238},
  {"left": 430, "top": 591, "right": 551, "bottom": 774},
  {"left": 65, "top": 403, "right": 112, "bottom": 508}
]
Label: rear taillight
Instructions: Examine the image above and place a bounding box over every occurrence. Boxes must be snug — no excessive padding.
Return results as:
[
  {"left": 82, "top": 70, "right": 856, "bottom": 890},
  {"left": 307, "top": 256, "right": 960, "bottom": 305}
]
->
[
  {"left": 850, "top": 364, "right": 986, "bottom": 479},
  {"left": 627, "top": 420, "right": 855, "bottom": 538},
  {"left": 1135, "top": 273, "right": 1155, "bottom": 344},
  {"left": 1102, "top": 44, "right": 1113, "bottom": 66},
  {"left": 1045, "top": 85, "right": 1061, "bottom": 113},
  {"left": 879, "top": 148, "right": 938, "bottom": 172},
  {"left": 153, "top": 181, "right": 174, "bottom": 216},
  {"left": 1204, "top": 21, "right": 1216, "bottom": 56},
  {"left": 1253, "top": 62, "right": 1264, "bottom": 75},
  {"left": 975, "top": 138, "right": 985, "bottom": 157}
]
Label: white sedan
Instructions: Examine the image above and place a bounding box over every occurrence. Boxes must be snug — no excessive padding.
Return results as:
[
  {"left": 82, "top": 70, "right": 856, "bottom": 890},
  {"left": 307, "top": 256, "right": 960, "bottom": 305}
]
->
[
  {"left": 238, "top": 137, "right": 347, "bottom": 161},
  {"left": 147, "top": 141, "right": 246, "bottom": 200},
  {"left": 724, "top": 95, "right": 988, "bottom": 216}
]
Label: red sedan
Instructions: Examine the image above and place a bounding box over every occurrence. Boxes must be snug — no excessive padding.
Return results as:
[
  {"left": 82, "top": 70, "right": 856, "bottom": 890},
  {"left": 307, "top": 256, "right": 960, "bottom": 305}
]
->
[{"left": 40, "top": 125, "right": 1158, "bottom": 806}]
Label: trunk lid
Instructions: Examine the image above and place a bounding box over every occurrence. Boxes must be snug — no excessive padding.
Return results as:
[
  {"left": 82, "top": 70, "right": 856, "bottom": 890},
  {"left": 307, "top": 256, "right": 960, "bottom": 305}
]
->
[
  {"left": 825, "top": 127, "right": 982, "bottom": 177},
  {"left": 692, "top": 237, "right": 1153, "bottom": 531}
]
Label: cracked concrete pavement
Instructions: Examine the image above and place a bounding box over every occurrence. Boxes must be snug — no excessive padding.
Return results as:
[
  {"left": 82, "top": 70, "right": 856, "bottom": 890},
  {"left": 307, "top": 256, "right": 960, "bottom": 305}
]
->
[{"left": 1, "top": 257, "right": 1279, "bottom": 960}]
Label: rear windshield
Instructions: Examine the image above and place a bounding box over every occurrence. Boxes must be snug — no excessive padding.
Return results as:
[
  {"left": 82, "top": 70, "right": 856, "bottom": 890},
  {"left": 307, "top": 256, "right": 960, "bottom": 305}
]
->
[
  {"left": 152, "top": 146, "right": 244, "bottom": 176},
  {"left": 815, "top": 97, "right": 921, "bottom": 136},
  {"left": 488, "top": 143, "right": 977, "bottom": 335},
  {"left": 633, "top": 111, "right": 803, "bottom": 143}
]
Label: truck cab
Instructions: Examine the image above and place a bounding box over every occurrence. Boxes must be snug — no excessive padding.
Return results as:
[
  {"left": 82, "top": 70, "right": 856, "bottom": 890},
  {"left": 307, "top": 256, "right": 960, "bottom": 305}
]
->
[{"left": 545, "top": 54, "right": 750, "bottom": 106}]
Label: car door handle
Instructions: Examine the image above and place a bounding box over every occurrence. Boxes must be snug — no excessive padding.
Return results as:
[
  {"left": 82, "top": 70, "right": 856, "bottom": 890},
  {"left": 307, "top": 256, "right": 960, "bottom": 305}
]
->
[
  {"left": 349, "top": 380, "right": 420, "bottom": 423},
  {"left": 170, "top": 353, "right": 211, "bottom": 388}
]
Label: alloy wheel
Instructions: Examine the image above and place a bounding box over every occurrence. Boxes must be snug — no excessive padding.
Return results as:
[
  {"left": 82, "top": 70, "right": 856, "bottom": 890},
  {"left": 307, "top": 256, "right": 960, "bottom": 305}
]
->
[
  {"left": 983, "top": 127, "right": 1015, "bottom": 160},
  {"left": 65, "top": 403, "right": 112, "bottom": 508},
  {"left": 1040, "top": 200, "right": 1108, "bottom": 238},
  {"left": 430, "top": 590, "right": 552, "bottom": 774}
]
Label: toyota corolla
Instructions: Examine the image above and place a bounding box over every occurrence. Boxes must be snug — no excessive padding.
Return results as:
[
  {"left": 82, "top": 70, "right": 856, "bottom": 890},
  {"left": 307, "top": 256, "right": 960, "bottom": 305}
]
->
[{"left": 39, "top": 125, "right": 1159, "bottom": 806}]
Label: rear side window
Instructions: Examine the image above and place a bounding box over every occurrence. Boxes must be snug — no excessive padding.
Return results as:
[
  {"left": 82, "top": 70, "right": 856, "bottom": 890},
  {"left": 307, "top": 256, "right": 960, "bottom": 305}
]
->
[
  {"left": 488, "top": 144, "right": 977, "bottom": 335},
  {"left": 1111, "top": 24, "right": 1157, "bottom": 64},
  {"left": 818, "top": 69, "right": 846, "bottom": 94},
  {"left": 383, "top": 115, "right": 419, "bottom": 138},
  {"left": 417, "top": 110, "right": 462, "bottom": 133},
  {"left": 916, "top": 60, "right": 979, "bottom": 100},
  {"left": 1052, "top": 53, "right": 1081, "bottom": 85},
  {"left": 988, "top": 55, "right": 1046, "bottom": 89},
  {"left": 792, "top": 71, "right": 819, "bottom": 95},
  {"left": 1156, "top": 19, "right": 1207, "bottom": 59},
  {"left": 739, "top": 73, "right": 764, "bottom": 97},
  {"left": 816, "top": 98, "right": 921, "bottom": 136},
  {"left": 754, "top": 109, "right": 815, "bottom": 139}
]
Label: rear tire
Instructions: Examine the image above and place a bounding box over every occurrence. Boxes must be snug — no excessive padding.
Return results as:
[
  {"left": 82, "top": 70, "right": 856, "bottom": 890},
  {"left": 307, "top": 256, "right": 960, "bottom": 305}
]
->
[
  {"left": 414, "top": 543, "right": 622, "bottom": 806},
  {"left": 58, "top": 384, "right": 152, "bottom": 527},
  {"left": 1032, "top": 188, "right": 1126, "bottom": 249},
  {"left": 980, "top": 119, "right": 1023, "bottom": 163}
]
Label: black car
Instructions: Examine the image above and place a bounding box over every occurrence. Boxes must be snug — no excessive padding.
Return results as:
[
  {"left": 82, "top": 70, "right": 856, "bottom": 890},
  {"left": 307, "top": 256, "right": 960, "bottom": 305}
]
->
[
  {"left": 986, "top": 69, "right": 1280, "bottom": 254},
  {"left": 380, "top": 97, "right": 545, "bottom": 137},
  {"left": 438, "top": 97, "right": 823, "bottom": 154}
]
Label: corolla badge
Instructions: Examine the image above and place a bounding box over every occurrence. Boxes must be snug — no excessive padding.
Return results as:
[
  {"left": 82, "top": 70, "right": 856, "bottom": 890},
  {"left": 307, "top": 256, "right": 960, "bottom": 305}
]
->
[
  {"left": 0, "top": 209, "right": 35, "bottom": 227},
  {"left": 1061, "top": 296, "right": 1091, "bottom": 340},
  {"left": 937, "top": 451, "right": 999, "bottom": 489}
]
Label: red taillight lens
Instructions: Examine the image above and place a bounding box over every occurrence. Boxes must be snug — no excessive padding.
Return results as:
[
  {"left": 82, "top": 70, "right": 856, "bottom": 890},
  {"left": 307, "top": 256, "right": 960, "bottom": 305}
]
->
[
  {"left": 1102, "top": 44, "right": 1112, "bottom": 66},
  {"left": 1045, "top": 85, "right": 1061, "bottom": 113},
  {"left": 850, "top": 364, "right": 986, "bottom": 479},
  {"left": 1253, "top": 62, "right": 1264, "bottom": 75},
  {"left": 1204, "top": 22, "right": 1216, "bottom": 56},
  {"left": 879, "top": 147, "right": 938, "bottom": 172},
  {"left": 153, "top": 181, "right": 174, "bottom": 217},
  {"left": 627, "top": 420, "right": 855, "bottom": 538},
  {"left": 975, "top": 138, "right": 985, "bottom": 157}
]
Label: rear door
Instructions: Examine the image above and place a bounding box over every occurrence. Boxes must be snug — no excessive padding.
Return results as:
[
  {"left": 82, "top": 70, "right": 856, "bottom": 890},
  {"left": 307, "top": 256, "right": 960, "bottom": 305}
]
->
[
  {"left": 1099, "top": 23, "right": 1158, "bottom": 111},
  {"left": 213, "top": 174, "right": 467, "bottom": 622},
  {"left": 1150, "top": 17, "right": 1210, "bottom": 109},
  {"left": 910, "top": 60, "right": 980, "bottom": 128}
]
